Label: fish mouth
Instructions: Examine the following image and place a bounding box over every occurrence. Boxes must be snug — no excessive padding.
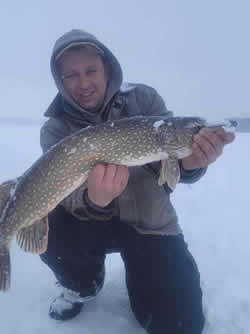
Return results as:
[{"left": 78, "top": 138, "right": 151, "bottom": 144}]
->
[{"left": 183, "top": 118, "right": 208, "bottom": 134}]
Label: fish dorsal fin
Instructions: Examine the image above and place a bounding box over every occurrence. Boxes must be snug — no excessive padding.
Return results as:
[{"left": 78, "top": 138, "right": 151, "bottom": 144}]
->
[
  {"left": 0, "top": 179, "right": 17, "bottom": 213},
  {"left": 158, "top": 158, "right": 180, "bottom": 190},
  {"left": 16, "top": 216, "right": 49, "bottom": 254}
]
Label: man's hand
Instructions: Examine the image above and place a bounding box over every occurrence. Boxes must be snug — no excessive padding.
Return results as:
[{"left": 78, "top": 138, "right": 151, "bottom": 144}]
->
[
  {"left": 87, "top": 164, "right": 129, "bottom": 207},
  {"left": 181, "top": 128, "right": 235, "bottom": 170}
]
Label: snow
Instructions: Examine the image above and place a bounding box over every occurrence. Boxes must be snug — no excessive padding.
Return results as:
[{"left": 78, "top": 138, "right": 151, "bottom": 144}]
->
[
  {"left": 0, "top": 123, "right": 250, "bottom": 333},
  {"left": 50, "top": 295, "right": 76, "bottom": 315},
  {"left": 67, "top": 147, "right": 77, "bottom": 155},
  {"left": 153, "top": 120, "right": 164, "bottom": 129}
]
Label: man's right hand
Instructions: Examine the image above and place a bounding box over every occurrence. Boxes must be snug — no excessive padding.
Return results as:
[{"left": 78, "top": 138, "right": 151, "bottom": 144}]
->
[{"left": 87, "top": 164, "right": 129, "bottom": 207}]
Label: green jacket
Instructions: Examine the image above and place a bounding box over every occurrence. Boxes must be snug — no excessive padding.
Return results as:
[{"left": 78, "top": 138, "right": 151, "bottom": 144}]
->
[{"left": 40, "top": 29, "right": 206, "bottom": 235}]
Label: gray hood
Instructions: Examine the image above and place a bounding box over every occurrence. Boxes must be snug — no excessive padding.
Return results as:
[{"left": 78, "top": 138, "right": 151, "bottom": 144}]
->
[{"left": 45, "top": 29, "right": 123, "bottom": 123}]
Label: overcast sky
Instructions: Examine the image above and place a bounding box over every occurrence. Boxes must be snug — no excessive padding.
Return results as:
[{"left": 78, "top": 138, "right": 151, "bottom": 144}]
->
[{"left": 1, "top": 0, "right": 249, "bottom": 121}]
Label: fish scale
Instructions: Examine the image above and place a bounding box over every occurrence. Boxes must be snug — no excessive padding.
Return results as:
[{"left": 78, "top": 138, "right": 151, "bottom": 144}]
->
[{"left": 0, "top": 115, "right": 207, "bottom": 291}]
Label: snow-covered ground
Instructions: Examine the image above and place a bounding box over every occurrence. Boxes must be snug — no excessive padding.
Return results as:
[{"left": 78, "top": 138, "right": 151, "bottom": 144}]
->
[{"left": 0, "top": 123, "right": 249, "bottom": 333}]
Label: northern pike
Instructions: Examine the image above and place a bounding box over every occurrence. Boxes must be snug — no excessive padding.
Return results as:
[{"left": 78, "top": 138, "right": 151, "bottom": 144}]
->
[{"left": 0, "top": 115, "right": 230, "bottom": 291}]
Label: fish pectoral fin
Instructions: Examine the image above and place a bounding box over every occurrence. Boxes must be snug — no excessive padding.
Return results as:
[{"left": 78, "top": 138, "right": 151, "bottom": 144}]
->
[
  {"left": 158, "top": 158, "right": 180, "bottom": 190},
  {"left": 0, "top": 179, "right": 17, "bottom": 213},
  {"left": 16, "top": 216, "right": 49, "bottom": 254}
]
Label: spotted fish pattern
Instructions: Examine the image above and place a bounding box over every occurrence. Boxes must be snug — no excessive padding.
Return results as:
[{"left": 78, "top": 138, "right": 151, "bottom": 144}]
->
[{"left": 0, "top": 115, "right": 207, "bottom": 291}]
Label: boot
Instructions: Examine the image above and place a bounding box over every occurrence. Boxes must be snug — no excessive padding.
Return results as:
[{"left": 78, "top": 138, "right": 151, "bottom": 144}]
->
[{"left": 49, "top": 287, "right": 85, "bottom": 320}]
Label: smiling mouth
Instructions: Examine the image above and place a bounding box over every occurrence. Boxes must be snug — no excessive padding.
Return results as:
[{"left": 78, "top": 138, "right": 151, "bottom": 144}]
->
[{"left": 80, "top": 91, "right": 95, "bottom": 99}]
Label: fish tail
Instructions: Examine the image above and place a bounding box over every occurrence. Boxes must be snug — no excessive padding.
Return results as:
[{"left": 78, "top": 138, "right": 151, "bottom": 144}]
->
[{"left": 0, "top": 245, "right": 11, "bottom": 292}]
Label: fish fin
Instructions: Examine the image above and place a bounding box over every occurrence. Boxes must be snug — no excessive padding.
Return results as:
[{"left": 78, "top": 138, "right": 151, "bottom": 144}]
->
[
  {"left": 0, "top": 179, "right": 17, "bottom": 213},
  {"left": 16, "top": 216, "right": 49, "bottom": 254},
  {"left": 158, "top": 158, "right": 180, "bottom": 190},
  {"left": 0, "top": 246, "right": 11, "bottom": 292}
]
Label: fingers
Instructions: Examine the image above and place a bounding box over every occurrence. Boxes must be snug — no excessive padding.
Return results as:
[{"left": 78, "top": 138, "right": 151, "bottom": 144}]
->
[
  {"left": 103, "top": 164, "right": 118, "bottom": 184},
  {"left": 87, "top": 163, "right": 129, "bottom": 207},
  {"left": 193, "top": 128, "right": 235, "bottom": 166},
  {"left": 191, "top": 142, "right": 209, "bottom": 167},
  {"left": 91, "top": 164, "right": 106, "bottom": 181},
  {"left": 214, "top": 128, "right": 235, "bottom": 145},
  {"left": 113, "top": 165, "right": 129, "bottom": 190},
  {"left": 104, "top": 165, "right": 129, "bottom": 192},
  {"left": 194, "top": 130, "right": 224, "bottom": 162}
]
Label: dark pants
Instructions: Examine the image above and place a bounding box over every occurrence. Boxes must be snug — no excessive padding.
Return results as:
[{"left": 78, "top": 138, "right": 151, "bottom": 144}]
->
[{"left": 40, "top": 205, "right": 205, "bottom": 334}]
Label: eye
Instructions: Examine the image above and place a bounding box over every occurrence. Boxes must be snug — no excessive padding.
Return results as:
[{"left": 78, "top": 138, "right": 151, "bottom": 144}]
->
[
  {"left": 87, "top": 68, "right": 97, "bottom": 75},
  {"left": 62, "top": 73, "right": 79, "bottom": 80}
]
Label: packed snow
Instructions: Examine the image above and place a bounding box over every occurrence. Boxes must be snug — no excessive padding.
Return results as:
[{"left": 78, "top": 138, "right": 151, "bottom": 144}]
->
[
  {"left": 153, "top": 120, "right": 164, "bottom": 129},
  {"left": 0, "top": 123, "right": 249, "bottom": 333}
]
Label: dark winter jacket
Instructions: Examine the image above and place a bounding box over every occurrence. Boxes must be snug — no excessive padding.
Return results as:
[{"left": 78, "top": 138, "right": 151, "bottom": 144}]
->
[{"left": 40, "top": 29, "right": 206, "bottom": 235}]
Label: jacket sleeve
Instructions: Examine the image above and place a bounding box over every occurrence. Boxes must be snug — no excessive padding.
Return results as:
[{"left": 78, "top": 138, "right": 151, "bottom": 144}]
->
[
  {"left": 135, "top": 84, "right": 207, "bottom": 185},
  {"left": 40, "top": 119, "right": 117, "bottom": 221}
]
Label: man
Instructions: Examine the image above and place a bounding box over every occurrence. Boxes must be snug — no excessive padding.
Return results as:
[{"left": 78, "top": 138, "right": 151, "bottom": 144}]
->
[{"left": 40, "top": 29, "right": 234, "bottom": 333}]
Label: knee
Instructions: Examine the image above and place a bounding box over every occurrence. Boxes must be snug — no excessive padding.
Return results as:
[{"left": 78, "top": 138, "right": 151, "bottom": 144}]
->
[
  {"left": 143, "top": 304, "right": 205, "bottom": 334},
  {"left": 129, "top": 282, "right": 205, "bottom": 334}
]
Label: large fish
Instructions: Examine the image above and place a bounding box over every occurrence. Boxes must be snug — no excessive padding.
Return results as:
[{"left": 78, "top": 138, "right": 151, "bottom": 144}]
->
[{"left": 0, "top": 115, "right": 223, "bottom": 291}]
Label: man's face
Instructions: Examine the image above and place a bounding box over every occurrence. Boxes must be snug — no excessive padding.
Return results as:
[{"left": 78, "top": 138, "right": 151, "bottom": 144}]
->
[{"left": 58, "top": 48, "right": 108, "bottom": 111}]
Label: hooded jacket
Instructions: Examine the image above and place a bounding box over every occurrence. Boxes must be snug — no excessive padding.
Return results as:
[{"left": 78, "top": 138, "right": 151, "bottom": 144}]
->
[{"left": 40, "top": 29, "right": 206, "bottom": 235}]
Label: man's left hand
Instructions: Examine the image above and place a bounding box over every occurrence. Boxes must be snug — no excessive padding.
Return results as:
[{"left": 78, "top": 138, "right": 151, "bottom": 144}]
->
[{"left": 181, "top": 128, "right": 235, "bottom": 170}]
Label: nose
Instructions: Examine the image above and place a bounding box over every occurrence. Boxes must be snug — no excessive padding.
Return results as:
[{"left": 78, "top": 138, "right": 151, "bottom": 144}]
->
[{"left": 78, "top": 74, "right": 91, "bottom": 90}]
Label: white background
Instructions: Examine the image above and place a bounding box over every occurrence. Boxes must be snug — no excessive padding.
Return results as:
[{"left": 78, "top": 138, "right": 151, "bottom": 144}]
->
[{"left": 0, "top": 0, "right": 249, "bottom": 121}]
